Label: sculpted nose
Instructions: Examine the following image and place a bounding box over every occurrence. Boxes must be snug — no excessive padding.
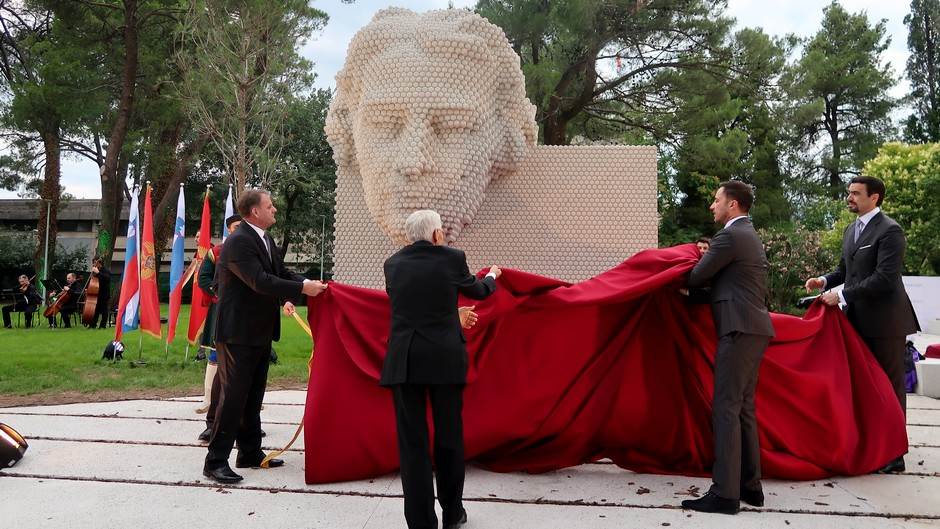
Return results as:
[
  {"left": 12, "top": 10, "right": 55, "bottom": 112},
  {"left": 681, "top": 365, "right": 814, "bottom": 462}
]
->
[{"left": 396, "top": 119, "right": 435, "bottom": 182}]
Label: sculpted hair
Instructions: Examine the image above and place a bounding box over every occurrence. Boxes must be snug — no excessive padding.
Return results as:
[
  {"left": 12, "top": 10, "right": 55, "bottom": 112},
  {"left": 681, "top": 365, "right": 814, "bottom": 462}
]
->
[
  {"left": 404, "top": 210, "right": 442, "bottom": 243},
  {"left": 719, "top": 180, "right": 754, "bottom": 213},
  {"left": 237, "top": 190, "right": 269, "bottom": 218},
  {"left": 850, "top": 175, "right": 886, "bottom": 206}
]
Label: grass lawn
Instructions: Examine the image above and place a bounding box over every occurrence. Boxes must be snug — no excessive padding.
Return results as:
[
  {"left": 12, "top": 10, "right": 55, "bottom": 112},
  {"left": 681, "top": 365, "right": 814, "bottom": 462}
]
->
[{"left": 0, "top": 303, "right": 313, "bottom": 406}]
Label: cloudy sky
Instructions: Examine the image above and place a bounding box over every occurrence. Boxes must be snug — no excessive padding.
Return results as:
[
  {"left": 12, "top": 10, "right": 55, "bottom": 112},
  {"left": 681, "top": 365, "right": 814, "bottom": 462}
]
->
[{"left": 0, "top": 0, "right": 913, "bottom": 199}]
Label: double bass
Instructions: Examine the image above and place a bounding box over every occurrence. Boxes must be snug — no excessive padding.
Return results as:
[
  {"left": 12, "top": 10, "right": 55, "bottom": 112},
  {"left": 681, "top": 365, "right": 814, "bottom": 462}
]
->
[{"left": 81, "top": 269, "right": 100, "bottom": 326}]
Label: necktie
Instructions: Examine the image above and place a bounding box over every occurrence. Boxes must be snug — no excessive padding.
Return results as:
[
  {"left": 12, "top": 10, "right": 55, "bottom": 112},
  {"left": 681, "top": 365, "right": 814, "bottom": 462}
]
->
[{"left": 854, "top": 219, "right": 864, "bottom": 243}]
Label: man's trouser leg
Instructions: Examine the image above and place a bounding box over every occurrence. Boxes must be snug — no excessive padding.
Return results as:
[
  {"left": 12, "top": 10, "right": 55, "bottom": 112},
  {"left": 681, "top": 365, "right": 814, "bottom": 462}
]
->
[
  {"left": 205, "top": 342, "right": 268, "bottom": 469},
  {"left": 710, "top": 332, "right": 767, "bottom": 500},
  {"left": 862, "top": 335, "right": 907, "bottom": 415},
  {"left": 429, "top": 384, "right": 465, "bottom": 525},
  {"left": 393, "top": 384, "right": 437, "bottom": 529}
]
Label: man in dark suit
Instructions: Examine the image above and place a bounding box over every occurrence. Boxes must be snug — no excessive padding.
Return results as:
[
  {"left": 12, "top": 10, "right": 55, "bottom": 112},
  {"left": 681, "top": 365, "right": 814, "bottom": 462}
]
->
[
  {"left": 203, "top": 190, "right": 326, "bottom": 484},
  {"left": 381, "top": 209, "right": 500, "bottom": 529},
  {"left": 89, "top": 257, "right": 111, "bottom": 329},
  {"left": 681, "top": 180, "right": 775, "bottom": 515},
  {"left": 3, "top": 275, "right": 41, "bottom": 328},
  {"left": 805, "top": 175, "right": 919, "bottom": 474}
]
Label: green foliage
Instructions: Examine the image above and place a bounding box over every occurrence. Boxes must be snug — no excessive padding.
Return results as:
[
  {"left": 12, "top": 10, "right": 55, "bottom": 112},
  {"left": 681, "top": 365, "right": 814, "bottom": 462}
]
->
[
  {"left": 0, "top": 229, "right": 88, "bottom": 276},
  {"left": 862, "top": 142, "right": 940, "bottom": 274},
  {"left": 759, "top": 226, "right": 837, "bottom": 314},
  {"left": 267, "top": 90, "right": 337, "bottom": 275},
  {"left": 904, "top": 0, "right": 940, "bottom": 142},
  {"left": 782, "top": 2, "right": 897, "bottom": 196}
]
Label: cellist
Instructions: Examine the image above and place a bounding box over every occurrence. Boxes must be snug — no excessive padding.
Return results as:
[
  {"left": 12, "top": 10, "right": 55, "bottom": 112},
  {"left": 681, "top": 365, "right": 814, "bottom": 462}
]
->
[{"left": 46, "top": 272, "right": 82, "bottom": 328}]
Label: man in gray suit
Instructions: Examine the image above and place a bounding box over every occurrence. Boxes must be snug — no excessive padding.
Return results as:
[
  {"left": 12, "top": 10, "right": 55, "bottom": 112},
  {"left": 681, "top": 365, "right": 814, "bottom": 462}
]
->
[
  {"left": 681, "top": 180, "right": 775, "bottom": 515},
  {"left": 805, "top": 175, "right": 919, "bottom": 474}
]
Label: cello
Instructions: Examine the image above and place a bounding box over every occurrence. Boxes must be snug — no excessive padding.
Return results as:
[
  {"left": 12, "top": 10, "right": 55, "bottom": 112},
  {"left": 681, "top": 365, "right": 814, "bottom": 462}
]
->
[
  {"left": 81, "top": 266, "right": 100, "bottom": 326},
  {"left": 43, "top": 279, "right": 72, "bottom": 319}
]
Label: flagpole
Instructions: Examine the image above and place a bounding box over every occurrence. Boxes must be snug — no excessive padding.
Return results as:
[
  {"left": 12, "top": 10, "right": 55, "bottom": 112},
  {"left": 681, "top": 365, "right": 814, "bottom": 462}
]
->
[{"left": 135, "top": 181, "right": 148, "bottom": 365}]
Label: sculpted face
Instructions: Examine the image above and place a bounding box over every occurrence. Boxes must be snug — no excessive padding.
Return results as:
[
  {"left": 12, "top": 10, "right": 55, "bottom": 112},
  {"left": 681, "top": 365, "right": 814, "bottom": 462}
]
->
[
  {"left": 354, "top": 56, "right": 502, "bottom": 244},
  {"left": 326, "top": 9, "right": 537, "bottom": 246}
]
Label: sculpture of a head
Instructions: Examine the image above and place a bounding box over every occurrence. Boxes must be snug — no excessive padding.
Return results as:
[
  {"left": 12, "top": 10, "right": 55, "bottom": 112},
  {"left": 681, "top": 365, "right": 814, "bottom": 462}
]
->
[{"left": 326, "top": 8, "right": 537, "bottom": 244}]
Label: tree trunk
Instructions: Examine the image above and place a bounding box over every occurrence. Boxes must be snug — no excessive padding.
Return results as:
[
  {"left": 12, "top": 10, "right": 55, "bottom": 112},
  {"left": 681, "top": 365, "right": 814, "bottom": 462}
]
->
[
  {"left": 152, "top": 128, "right": 211, "bottom": 257},
  {"left": 543, "top": 114, "right": 569, "bottom": 145},
  {"left": 34, "top": 129, "right": 61, "bottom": 279},
  {"left": 97, "top": 0, "right": 139, "bottom": 268}
]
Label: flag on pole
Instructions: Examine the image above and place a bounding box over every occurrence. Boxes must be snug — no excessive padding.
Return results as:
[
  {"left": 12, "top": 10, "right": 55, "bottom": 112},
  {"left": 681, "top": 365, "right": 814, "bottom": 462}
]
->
[
  {"left": 188, "top": 191, "right": 212, "bottom": 344},
  {"left": 222, "top": 185, "right": 234, "bottom": 241},
  {"left": 138, "top": 184, "right": 162, "bottom": 339},
  {"left": 166, "top": 184, "right": 186, "bottom": 343},
  {"left": 114, "top": 187, "right": 141, "bottom": 342}
]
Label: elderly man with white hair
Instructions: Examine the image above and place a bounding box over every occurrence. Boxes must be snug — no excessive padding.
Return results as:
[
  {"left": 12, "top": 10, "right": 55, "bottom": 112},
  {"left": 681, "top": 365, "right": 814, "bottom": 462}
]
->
[{"left": 380, "top": 209, "right": 501, "bottom": 529}]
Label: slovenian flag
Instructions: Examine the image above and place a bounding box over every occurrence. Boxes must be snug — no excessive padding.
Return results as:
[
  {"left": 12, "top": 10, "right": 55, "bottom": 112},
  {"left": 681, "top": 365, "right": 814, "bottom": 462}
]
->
[
  {"left": 222, "top": 184, "right": 234, "bottom": 241},
  {"left": 114, "top": 186, "right": 140, "bottom": 341},
  {"left": 166, "top": 184, "right": 186, "bottom": 343}
]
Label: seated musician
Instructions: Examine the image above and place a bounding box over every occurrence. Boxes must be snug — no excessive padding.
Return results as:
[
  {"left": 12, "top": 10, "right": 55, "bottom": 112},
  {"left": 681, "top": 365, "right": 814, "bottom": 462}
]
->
[
  {"left": 47, "top": 272, "right": 83, "bottom": 328},
  {"left": 3, "top": 275, "right": 42, "bottom": 329}
]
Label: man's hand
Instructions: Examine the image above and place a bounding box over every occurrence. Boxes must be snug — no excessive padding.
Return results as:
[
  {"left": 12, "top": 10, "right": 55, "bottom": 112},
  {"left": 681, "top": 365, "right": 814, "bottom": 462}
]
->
[
  {"left": 678, "top": 288, "right": 690, "bottom": 296},
  {"left": 820, "top": 291, "right": 841, "bottom": 306},
  {"left": 488, "top": 265, "right": 501, "bottom": 278},
  {"left": 458, "top": 306, "right": 478, "bottom": 329},
  {"left": 302, "top": 279, "right": 327, "bottom": 297},
  {"left": 283, "top": 301, "right": 296, "bottom": 316},
  {"left": 805, "top": 277, "right": 825, "bottom": 293}
]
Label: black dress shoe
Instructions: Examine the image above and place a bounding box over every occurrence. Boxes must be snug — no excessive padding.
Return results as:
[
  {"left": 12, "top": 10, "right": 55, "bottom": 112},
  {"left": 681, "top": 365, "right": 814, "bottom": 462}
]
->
[
  {"left": 443, "top": 510, "right": 467, "bottom": 529},
  {"left": 877, "top": 456, "right": 905, "bottom": 474},
  {"left": 740, "top": 488, "right": 764, "bottom": 507},
  {"left": 681, "top": 491, "right": 740, "bottom": 515},
  {"left": 261, "top": 429, "right": 266, "bottom": 438},
  {"left": 197, "top": 428, "right": 211, "bottom": 442},
  {"left": 203, "top": 466, "right": 243, "bottom": 484},
  {"left": 235, "top": 456, "right": 284, "bottom": 469}
]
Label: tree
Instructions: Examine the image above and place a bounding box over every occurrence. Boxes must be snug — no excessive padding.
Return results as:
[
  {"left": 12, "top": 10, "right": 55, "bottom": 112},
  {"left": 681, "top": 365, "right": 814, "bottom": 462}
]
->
[
  {"left": 660, "top": 28, "right": 792, "bottom": 244},
  {"left": 782, "top": 2, "right": 897, "bottom": 198},
  {"left": 476, "top": 0, "right": 736, "bottom": 145},
  {"left": 177, "top": 0, "right": 327, "bottom": 194},
  {"left": 861, "top": 142, "right": 940, "bottom": 275},
  {"left": 266, "top": 90, "right": 336, "bottom": 276},
  {"left": 904, "top": 0, "right": 940, "bottom": 143},
  {"left": 0, "top": 2, "right": 85, "bottom": 275}
]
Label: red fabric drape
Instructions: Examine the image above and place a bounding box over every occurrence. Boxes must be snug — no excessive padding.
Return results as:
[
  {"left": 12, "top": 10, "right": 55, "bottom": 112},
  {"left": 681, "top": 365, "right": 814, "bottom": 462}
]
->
[{"left": 303, "top": 244, "right": 907, "bottom": 484}]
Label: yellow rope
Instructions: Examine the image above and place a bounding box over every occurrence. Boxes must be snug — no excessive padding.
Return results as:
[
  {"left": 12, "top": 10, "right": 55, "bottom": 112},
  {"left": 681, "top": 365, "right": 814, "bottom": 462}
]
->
[{"left": 260, "top": 310, "right": 314, "bottom": 469}]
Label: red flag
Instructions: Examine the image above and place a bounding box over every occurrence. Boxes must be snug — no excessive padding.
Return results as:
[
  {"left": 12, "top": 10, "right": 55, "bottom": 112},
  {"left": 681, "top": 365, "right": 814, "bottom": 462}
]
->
[
  {"left": 138, "top": 185, "right": 162, "bottom": 339},
  {"left": 188, "top": 192, "right": 212, "bottom": 344}
]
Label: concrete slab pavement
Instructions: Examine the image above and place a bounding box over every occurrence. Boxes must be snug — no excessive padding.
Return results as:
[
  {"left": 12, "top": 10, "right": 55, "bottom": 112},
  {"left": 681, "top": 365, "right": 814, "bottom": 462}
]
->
[{"left": 1, "top": 392, "right": 938, "bottom": 528}]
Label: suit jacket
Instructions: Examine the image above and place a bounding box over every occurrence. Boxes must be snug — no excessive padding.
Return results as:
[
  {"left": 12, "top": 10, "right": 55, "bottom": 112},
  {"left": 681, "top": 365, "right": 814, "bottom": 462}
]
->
[
  {"left": 380, "top": 241, "right": 497, "bottom": 386},
  {"left": 688, "top": 218, "right": 775, "bottom": 338},
  {"left": 214, "top": 222, "right": 306, "bottom": 346},
  {"left": 823, "top": 211, "right": 919, "bottom": 338},
  {"left": 93, "top": 267, "right": 111, "bottom": 302}
]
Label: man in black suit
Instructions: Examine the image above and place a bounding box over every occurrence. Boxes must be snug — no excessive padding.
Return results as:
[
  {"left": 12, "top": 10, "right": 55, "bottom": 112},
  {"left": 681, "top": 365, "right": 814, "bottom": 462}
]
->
[
  {"left": 203, "top": 190, "right": 326, "bottom": 484},
  {"left": 381, "top": 209, "right": 500, "bottom": 529},
  {"left": 3, "top": 275, "right": 41, "bottom": 328},
  {"left": 805, "top": 175, "right": 919, "bottom": 474},
  {"left": 681, "top": 180, "right": 775, "bottom": 515},
  {"left": 46, "top": 273, "right": 82, "bottom": 328},
  {"left": 89, "top": 257, "right": 111, "bottom": 329}
]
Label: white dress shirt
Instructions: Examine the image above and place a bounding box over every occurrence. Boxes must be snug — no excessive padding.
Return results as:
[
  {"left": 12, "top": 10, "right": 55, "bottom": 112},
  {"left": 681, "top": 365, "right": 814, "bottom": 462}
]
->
[
  {"left": 243, "top": 220, "right": 270, "bottom": 257},
  {"left": 724, "top": 215, "right": 748, "bottom": 229}
]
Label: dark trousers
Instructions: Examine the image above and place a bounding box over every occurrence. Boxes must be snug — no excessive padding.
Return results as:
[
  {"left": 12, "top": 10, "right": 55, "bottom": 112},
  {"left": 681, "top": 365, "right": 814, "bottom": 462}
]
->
[
  {"left": 90, "top": 297, "right": 110, "bottom": 328},
  {"left": 205, "top": 342, "right": 270, "bottom": 469},
  {"left": 3, "top": 304, "right": 35, "bottom": 328},
  {"left": 48, "top": 308, "right": 76, "bottom": 328},
  {"left": 392, "top": 383, "right": 465, "bottom": 529},
  {"left": 861, "top": 335, "right": 907, "bottom": 415},
  {"left": 710, "top": 332, "right": 769, "bottom": 500}
]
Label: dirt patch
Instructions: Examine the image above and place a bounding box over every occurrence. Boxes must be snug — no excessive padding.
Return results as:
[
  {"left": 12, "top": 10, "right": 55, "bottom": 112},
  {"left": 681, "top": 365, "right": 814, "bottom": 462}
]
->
[{"left": 0, "top": 381, "right": 306, "bottom": 408}]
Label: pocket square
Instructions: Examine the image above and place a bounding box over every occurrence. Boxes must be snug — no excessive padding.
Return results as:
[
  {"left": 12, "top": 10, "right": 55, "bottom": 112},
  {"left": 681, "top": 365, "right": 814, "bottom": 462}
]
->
[{"left": 858, "top": 244, "right": 872, "bottom": 250}]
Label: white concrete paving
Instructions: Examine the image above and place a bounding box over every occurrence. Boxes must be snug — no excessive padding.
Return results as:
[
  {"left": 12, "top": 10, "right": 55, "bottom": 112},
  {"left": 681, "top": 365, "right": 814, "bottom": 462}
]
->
[{"left": 2, "top": 392, "right": 939, "bottom": 529}]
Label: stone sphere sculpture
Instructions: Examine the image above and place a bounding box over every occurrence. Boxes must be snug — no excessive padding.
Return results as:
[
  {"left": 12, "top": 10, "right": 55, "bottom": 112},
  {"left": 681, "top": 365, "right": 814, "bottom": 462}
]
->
[{"left": 325, "top": 8, "right": 538, "bottom": 245}]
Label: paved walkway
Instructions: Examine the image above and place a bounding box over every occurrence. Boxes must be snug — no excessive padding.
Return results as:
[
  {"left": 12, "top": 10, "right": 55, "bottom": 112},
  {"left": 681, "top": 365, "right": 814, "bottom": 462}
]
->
[{"left": 1, "top": 387, "right": 938, "bottom": 529}]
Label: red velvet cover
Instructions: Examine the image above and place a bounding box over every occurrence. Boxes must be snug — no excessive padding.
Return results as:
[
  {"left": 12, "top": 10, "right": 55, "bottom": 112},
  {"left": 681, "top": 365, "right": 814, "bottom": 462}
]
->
[{"left": 303, "top": 244, "right": 907, "bottom": 484}]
